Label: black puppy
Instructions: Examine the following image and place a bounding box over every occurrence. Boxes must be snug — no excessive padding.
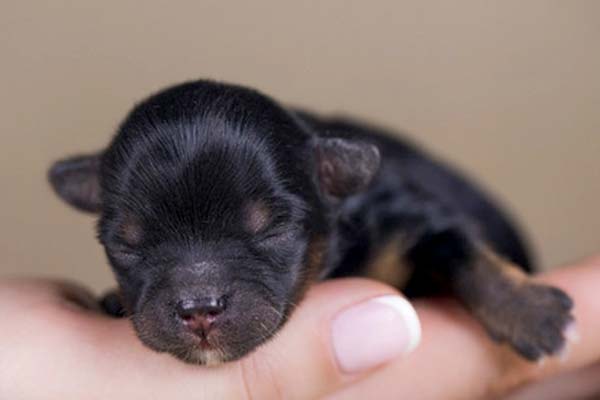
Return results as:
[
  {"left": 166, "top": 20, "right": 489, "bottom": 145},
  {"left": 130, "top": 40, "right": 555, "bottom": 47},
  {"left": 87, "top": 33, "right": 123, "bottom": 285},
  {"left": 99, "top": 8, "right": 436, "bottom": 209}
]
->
[{"left": 49, "top": 80, "right": 574, "bottom": 365}]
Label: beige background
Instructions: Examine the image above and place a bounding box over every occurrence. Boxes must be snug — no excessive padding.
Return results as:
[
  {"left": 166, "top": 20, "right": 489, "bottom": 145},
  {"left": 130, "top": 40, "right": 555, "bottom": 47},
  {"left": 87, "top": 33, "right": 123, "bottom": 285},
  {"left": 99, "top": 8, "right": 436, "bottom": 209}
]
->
[{"left": 1, "top": 1, "right": 598, "bottom": 293}]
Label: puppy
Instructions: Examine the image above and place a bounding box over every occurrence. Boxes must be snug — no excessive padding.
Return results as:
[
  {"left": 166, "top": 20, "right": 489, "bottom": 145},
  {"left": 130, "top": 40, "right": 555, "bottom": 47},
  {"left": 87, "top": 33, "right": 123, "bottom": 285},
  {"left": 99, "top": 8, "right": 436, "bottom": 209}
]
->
[{"left": 49, "top": 80, "right": 574, "bottom": 365}]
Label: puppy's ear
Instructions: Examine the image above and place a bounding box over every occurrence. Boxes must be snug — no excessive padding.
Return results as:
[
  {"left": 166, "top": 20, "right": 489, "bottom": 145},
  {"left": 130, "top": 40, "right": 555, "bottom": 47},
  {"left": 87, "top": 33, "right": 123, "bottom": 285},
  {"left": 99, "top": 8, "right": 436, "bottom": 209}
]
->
[
  {"left": 48, "top": 153, "right": 103, "bottom": 213},
  {"left": 314, "top": 138, "right": 380, "bottom": 199}
]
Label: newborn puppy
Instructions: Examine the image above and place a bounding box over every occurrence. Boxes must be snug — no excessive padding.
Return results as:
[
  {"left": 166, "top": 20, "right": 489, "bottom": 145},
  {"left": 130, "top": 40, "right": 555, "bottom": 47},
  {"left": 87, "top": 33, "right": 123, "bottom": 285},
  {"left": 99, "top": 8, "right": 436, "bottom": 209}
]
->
[{"left": 49, "top": 80, "right": 574, "bottom": 365}]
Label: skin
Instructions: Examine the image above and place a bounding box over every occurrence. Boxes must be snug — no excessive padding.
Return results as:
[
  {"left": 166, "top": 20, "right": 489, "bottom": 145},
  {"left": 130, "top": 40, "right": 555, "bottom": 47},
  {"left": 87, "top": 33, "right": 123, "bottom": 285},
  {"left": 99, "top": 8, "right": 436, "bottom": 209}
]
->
[{"left": 1, "top": 256, "right": 599, "bottom": 400}]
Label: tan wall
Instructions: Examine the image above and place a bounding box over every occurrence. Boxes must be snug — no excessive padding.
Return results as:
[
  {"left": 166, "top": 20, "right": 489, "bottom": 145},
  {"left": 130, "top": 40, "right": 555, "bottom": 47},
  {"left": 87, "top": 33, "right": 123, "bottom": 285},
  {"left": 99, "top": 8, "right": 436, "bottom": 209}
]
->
[{"left": 1, "top": 1, "right": 599, "bottom": 293}]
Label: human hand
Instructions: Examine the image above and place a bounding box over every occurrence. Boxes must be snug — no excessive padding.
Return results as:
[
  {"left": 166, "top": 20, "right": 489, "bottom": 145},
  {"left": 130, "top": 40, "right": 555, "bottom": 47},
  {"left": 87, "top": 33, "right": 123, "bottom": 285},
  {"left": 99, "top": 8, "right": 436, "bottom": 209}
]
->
[{"left": 1, "top": 256, "right": 599, "bottom": 400}]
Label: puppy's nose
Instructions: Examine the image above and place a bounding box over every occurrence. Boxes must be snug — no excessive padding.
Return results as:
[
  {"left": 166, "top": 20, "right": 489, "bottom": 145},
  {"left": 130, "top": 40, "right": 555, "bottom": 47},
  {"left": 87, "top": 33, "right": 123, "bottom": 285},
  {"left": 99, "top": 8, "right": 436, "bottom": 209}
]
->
[{"left": 176, "top": 297, "right": 226, "bottom": 334}]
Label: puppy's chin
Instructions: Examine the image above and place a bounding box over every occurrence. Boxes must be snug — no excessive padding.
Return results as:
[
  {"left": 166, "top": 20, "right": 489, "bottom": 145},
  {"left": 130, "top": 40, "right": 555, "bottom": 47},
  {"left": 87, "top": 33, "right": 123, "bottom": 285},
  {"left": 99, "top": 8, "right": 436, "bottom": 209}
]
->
[
  {"left": 178, "top": 348, "right": 232, "bottom": 366},
  {"left": 136, "top": 336, "right": 235, "bottom": 366},
  {"left": 134, "top": 329, "right": 275, "bottom": 366},
  {"left": 131, "top": 304, "right": 285, "bottom": 365}
]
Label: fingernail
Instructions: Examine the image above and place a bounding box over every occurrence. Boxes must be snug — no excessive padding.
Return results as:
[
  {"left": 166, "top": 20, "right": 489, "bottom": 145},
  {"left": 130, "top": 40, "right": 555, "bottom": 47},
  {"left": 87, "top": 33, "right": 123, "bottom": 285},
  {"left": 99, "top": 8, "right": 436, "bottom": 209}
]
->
[{"left": 331, "top": 295, "right": 421, "bottom": 373}]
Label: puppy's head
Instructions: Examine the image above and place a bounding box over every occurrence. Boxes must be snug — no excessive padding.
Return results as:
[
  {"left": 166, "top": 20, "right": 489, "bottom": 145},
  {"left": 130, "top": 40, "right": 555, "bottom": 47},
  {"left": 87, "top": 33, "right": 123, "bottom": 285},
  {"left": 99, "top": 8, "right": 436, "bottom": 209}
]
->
[{"left": 48, "top": 81, "right": 380, "bottom": 364}]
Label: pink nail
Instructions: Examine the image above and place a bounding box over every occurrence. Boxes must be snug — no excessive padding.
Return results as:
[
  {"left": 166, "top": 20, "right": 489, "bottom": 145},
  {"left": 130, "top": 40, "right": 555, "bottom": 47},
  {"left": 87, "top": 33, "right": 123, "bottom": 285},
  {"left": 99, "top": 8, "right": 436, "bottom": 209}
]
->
[{"left": 331, "top": 295, "right": 421, "bottom": 373}]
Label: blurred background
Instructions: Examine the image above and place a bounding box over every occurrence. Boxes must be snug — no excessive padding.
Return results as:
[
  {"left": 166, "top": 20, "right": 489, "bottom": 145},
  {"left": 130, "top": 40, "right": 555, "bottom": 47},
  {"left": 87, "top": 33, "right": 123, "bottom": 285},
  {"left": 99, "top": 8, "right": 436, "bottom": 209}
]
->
[{"left": 1, "top": 1, "right": 598, "bottom": 293}]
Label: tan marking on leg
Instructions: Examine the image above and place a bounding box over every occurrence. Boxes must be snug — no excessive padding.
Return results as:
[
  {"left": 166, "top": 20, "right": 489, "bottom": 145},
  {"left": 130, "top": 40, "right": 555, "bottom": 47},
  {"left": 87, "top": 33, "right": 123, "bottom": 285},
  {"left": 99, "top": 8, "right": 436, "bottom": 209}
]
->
[
  {"left": 464, "top": 246, "right": 574, "bottom": 361},
  {"left": 365, "top": 235, "right": 413, "bottom": 289},
  {"left": 479, "top": 246, "right": 528, "bottom": 284}
]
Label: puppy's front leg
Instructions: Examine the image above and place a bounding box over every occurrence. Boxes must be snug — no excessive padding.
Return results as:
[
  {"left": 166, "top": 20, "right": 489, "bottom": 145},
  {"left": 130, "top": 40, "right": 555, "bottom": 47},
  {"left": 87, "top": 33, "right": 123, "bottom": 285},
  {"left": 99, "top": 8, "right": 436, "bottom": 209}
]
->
[
  {"left": 99, "top": 289, "right": 126, "bottom": 318},
  {"left": 407, "top": 229, "right": 574, "bottom": 361}
]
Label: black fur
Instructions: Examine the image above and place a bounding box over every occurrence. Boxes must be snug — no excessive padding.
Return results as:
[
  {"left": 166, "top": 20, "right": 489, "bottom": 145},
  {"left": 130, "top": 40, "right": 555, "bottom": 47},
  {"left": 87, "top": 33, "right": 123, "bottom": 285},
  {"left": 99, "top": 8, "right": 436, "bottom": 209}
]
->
[{"left": 49, "top": 80, "right": 572, "bottom": 364}]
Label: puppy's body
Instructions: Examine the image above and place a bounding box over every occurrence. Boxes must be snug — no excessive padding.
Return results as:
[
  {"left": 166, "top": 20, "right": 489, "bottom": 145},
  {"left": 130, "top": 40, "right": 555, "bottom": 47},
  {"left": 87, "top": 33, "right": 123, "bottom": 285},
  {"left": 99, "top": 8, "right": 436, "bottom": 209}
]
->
[
  {"left": 296, "top": 112, "right": 532, "bottom": 284},
  {"left": 50, "top": 80, "right": 573, "bottom": 364}
]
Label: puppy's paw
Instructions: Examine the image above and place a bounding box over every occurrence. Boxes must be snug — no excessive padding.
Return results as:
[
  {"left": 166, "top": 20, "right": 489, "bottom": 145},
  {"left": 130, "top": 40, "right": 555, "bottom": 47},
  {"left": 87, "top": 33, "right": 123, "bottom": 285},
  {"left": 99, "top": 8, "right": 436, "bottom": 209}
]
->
[
  {"left": 99, "top": 289, "right": 126, "bottom": 318},
  {"left": 488, "top": 283, "right": 575, "bottom": 361}
]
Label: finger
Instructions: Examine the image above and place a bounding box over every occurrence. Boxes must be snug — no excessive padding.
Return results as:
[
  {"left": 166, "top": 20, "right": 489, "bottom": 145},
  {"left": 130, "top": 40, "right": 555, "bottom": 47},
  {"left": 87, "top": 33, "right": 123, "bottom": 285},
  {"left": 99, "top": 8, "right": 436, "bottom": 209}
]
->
[
  {"left": 0, "top": 277, "right": 99, "bottom": 312},
  {"left": 327, "top": 256, "right": 600, "bottom": 400},
  {"left": 506, "top": 361, "right": 600, "bottom": 400},
  {"left": 0, "top": 278, "right": 421, "bottom": 400}
]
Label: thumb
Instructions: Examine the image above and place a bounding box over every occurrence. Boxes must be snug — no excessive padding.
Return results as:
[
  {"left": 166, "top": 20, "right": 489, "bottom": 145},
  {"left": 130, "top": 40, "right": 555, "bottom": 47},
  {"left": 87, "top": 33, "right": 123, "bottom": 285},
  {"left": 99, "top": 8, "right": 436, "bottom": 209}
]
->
[{"left": 242, "top": 278, "right": 422, "bottom": 400}]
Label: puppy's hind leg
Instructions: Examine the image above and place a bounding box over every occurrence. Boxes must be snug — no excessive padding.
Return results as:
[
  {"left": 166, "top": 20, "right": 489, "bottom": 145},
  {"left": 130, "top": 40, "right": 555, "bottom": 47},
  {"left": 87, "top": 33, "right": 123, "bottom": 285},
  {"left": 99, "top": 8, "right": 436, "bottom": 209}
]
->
[{"left": 407, "top": 229, "right": 575, "bottom": 361}]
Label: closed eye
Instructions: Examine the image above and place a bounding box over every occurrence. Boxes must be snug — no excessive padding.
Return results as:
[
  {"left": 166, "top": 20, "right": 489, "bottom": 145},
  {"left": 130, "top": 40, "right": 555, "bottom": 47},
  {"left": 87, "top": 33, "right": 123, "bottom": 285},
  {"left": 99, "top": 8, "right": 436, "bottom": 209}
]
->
[
  {"left": 108, "top": 245, "right": 143, "bottom": 266},
  {"left": 255, "top": 225, "right": 301, "bottom": 247}
]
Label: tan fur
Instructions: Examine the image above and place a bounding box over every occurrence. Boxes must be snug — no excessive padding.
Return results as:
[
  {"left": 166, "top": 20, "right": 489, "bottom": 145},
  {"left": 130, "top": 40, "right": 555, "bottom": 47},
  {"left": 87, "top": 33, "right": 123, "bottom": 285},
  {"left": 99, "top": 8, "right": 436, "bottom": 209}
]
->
[
  {"left": 480, "top": 246, "right": 528, "bottom": 284},
  {"left": 121, "top": 217, "right": 143, "bottom": 246},
  {"left": 365, "top": 235, "right": 413, "bottom": 289},
  {"left": 291, "top": 236, "right": 327, "bottom": 305},
  {"left": 244, "top": 200, "right": 270, "bottom": 234}
]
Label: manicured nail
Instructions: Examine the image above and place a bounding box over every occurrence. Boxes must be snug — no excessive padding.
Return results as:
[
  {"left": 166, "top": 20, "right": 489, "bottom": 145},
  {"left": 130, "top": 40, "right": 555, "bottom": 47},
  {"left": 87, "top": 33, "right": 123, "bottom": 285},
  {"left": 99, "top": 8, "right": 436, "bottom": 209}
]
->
[{"left": 331, "top": 295, "right": 421, "bottom": 373}]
